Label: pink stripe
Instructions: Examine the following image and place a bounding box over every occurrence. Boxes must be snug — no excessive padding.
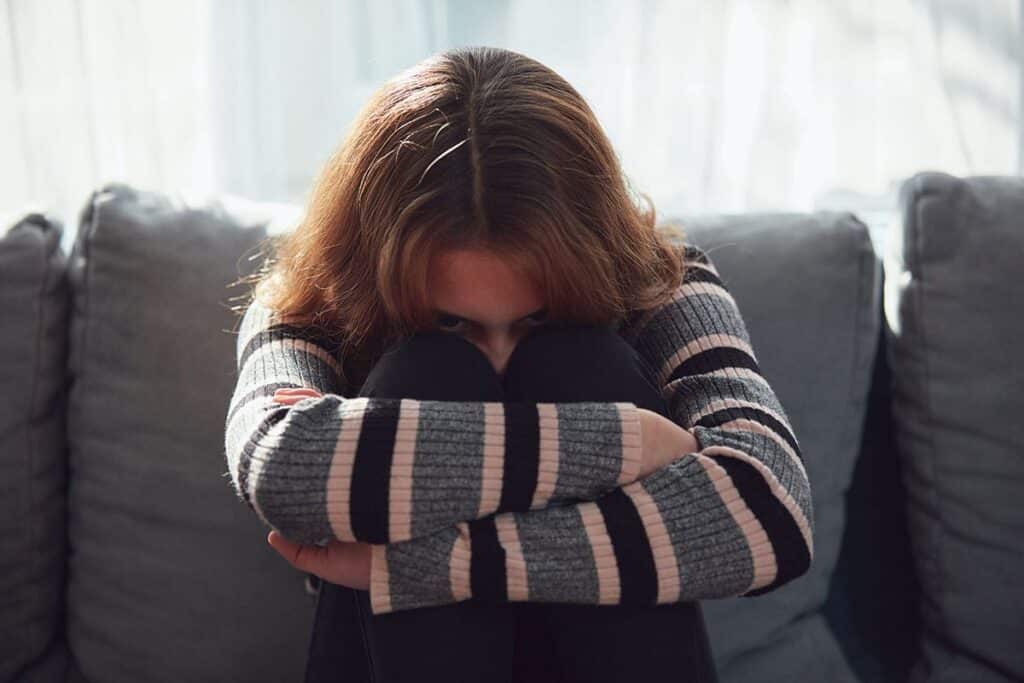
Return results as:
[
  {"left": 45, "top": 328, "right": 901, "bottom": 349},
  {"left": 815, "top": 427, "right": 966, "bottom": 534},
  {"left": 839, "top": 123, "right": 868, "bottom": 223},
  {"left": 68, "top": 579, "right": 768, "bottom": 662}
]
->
[
  {"left": 326, "top": 397, "right": 370, "bottom": 542},
  {"left": 657, "top": 330, "right": 755, "bottom": 387},
  {"left": 692, "top": 454, "right": 778, "bottom": 592},
  {"left": 701, "top": 366, "right": 771, "bottom": 387},
  {"left": 533, "top": 404, "right": 559, "bottom": 508},
  {"left": 689, "top": 399, "right": 806, "bottom": 480},
  {"left": 450, "top": 522, "right": 473, "bottom": 601},
  {"left": 389, "top": 400, "right": 419, "bottom": 541},
  {"left": 615, "top": 403, "right": 643, "bottom": 485},
  {"left": 674, "top": 280, "right": 729, "bottom": 303},
  {"left": 369, "top": 543, "right": 391, "bottom": 614},
  {"left": 578, "top": 502, "right": 620, "bottom": 604},
  {"left": 617, "top": 261, "right": 719, "bottom": 342},
  {"left": 717, "top": 418, "right": 806, "bottom": 482},
  {"left": 478, "top": 404, "right": 505, "bottom": 517},
  {"left": 622, "top": 481, "right": 680, "bottom": 603},
  {"left": 240, "top": 337, "right": 344, "bottom": 382},
  {"left": 698, "top": 444, "right": 813, "bottom": 569}
]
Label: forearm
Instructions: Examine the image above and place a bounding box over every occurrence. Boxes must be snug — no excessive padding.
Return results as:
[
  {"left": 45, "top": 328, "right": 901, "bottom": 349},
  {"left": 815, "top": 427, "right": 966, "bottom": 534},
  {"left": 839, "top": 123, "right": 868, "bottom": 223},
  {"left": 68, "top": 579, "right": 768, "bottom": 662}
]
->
[{"left": 226, "top": 300, "right": 647, "bottom": 545}]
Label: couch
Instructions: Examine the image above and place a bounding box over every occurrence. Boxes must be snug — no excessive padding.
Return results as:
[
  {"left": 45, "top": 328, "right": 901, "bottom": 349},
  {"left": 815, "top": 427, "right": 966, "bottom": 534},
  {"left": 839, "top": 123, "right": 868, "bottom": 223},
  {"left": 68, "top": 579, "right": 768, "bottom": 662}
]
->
[{"left": 2, "top": 171, "right": 1021, "bottom": 682}]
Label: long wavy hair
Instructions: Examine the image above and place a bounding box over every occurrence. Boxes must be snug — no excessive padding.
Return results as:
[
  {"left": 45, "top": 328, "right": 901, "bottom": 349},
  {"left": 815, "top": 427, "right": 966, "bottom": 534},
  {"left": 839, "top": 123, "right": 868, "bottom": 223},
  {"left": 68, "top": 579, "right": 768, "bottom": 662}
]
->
[{"left": 230, "top": 45, "right": 688, "bottom": 388}]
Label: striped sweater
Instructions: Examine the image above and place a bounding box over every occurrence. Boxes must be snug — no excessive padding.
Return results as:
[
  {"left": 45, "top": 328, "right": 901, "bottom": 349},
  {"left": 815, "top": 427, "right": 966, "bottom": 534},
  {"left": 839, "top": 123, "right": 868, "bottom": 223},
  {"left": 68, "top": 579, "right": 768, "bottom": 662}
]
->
[{"left": 223, "top": 243, "right": 814, "bottom": 615}]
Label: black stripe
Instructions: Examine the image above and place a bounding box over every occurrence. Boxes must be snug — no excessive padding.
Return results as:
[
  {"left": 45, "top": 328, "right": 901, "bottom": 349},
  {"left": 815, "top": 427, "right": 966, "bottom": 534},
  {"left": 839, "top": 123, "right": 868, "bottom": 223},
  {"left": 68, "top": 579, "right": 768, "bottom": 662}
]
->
[
  {"left": 682, "top": 244, "right": 710, "bottom": 265},
  {"left": 696, "top": 406, "right": 802, "bottom": 459},
  {"left": 236, "top": 406, "right": 289, "bottom": 508},
  {"left": 349, "top": 398, "right": 401, "bottom": 543},
  {"left": 669, "top": 347, "right": 761, "bottom": 382},
  {"left": 707, "top": 455, "right": 811, "bottom": 596},
  {"left": 239, "top": 322, "right": 340, "bottom": 372},
  {"left": 499, "top": 404, "right": 540, "bottom": 512},
  {"left": 596, "top": 489, "right": 658, "bottom": 606},
  {"left": 682, "top": 264, "right": 724, "bottom": 287},
  {"left": 468, "top": 515, "right": 507, "bottom": 603},
  {"left": 226, "top": 381, "right": 302, "bottom": 427}
]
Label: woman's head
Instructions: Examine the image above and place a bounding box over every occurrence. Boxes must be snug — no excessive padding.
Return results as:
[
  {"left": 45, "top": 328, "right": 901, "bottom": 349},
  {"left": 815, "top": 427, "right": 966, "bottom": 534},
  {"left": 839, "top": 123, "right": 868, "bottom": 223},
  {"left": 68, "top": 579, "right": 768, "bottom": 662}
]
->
[{"left": 235, "top": 45, "right": 687, "bottom": 384}]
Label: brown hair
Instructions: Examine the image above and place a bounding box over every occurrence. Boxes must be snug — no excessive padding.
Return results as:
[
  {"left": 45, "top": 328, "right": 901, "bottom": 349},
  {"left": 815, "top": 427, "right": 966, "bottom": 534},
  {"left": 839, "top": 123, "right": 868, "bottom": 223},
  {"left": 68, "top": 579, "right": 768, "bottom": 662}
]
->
[{"left": 229, "top": 45, "right": 688, "bottom": 387}]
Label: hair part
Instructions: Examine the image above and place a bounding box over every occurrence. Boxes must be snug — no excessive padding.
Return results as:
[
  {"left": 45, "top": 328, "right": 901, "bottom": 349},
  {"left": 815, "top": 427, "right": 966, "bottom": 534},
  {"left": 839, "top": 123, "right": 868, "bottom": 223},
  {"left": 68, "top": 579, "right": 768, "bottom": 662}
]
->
[{"left": 229, "top": 45, "right": 688, "bottom": 387}]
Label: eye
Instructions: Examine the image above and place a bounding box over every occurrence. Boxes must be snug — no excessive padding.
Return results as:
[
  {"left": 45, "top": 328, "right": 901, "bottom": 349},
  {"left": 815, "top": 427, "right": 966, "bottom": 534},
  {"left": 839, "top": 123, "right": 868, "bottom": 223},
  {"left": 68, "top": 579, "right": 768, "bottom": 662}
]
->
[
  {"left": 436, "top": 314, "right": 467, "bottom": 332},
  {"left": 523, "top": 309, "right": 549, "bottom": 325}
]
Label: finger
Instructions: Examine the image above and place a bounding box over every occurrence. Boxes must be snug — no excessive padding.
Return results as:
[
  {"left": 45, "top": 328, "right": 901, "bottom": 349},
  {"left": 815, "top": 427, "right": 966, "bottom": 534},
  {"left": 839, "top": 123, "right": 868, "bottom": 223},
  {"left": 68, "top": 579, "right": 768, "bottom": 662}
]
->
[{"left": 267, "top": 530, "right": 325, "bottom": 574}]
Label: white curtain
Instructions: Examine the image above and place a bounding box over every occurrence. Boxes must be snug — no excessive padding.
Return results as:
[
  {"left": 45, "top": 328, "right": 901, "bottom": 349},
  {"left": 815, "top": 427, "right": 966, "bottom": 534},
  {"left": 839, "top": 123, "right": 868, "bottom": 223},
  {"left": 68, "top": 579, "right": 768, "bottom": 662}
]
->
[{"left": 2, "top": 0, "right": 1021, "bottom": 256}]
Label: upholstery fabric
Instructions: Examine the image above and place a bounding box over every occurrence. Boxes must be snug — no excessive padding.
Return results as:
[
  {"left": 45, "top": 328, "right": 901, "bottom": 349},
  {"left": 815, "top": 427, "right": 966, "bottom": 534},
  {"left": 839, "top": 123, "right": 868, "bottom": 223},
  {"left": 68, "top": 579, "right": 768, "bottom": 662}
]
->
[
  {"left": 888, "top": 172, "right": 1024, "bottom": 683},
  {"left": 681, "top": 213, "right": 882, "bottom": 682},
  {"left": 0, "top": 214, "right": 71, "bottom": 683},
  {"left": 64, "top": 184, "right": 314, "bottom": 683}
]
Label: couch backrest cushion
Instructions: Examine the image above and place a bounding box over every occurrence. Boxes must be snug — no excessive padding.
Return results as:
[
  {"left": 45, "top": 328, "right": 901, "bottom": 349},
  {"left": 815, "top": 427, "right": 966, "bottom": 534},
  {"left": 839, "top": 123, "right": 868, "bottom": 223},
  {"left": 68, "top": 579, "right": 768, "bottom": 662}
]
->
[
  {"left": 889, "top": 172, "right": 1024, "bottom": 682},
  {"left": 0, "top": 214, "right": 71, "bottom": 683},
  {"left": 65, "top": 184, "right": 314, "bottom": 683},
  {"left": 680, "top": 213, "right": 883, "bottom": 682}
]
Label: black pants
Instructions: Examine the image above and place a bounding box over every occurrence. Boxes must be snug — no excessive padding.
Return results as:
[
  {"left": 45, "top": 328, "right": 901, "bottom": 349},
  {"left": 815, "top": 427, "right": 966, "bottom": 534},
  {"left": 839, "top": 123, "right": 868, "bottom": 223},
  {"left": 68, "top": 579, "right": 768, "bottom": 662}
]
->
[{"left": 303, "top": 324, "right": 719, "bottom": 683}]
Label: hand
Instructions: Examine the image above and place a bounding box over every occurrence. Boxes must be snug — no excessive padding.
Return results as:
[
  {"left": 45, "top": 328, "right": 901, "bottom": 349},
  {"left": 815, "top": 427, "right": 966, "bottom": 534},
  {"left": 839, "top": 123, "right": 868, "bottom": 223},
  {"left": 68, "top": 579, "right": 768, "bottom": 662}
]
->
[
  {"left": 266, "top": 530, "right": 372, "bottom": 591},
  {"left": 637, "top": 409, "right": 700, "bottom": 478},
  {"left": 268, "top": 387, "right": 372, "bottom": 591},
  {"left": 272, "top": 387, "right": 323, "bottom": 404}
]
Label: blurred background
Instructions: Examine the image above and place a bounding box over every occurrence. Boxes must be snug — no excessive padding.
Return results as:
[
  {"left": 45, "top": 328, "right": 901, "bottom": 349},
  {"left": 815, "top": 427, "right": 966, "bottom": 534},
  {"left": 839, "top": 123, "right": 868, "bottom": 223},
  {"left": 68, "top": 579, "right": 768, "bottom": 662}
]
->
[{"left": 2, "top": 0, "right": 1021, "bottom": 258}]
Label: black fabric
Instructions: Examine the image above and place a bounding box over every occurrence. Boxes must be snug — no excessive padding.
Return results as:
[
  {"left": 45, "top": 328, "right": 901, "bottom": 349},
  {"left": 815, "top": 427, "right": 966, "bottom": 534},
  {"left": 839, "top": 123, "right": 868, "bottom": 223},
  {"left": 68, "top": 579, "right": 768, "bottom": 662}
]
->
[{"left": 303, "top": 325, "right": 720, "bottom": 682}]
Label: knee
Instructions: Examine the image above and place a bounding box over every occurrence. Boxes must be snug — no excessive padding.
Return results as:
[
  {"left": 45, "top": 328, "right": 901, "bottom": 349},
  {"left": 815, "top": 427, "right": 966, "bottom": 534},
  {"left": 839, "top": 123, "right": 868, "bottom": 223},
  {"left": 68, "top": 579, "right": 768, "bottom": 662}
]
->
[
  {"left": 503, "top": 324, "right": 667, "bottom": 414},
  {"left": 359, "top": 331, "right": 504, "bottom": 401},
  {"left": 505, "top": 323, "right": 639, "bottom": 378}
]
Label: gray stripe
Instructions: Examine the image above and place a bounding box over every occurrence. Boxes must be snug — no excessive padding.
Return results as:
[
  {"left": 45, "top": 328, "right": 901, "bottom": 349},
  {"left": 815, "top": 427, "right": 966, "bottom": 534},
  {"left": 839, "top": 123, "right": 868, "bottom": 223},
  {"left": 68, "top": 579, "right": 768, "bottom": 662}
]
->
[
  {"left": 639, "top": 455, "right": 755, "bottom": 600},
  {"left": 634, "top": 289, "right": 749, "bottom": 370},
  {"left": 550, "top": 402, "right": 624, "bottom": 501},
  {"left": 517, "top": 504, "right": 599, "bottom": 603},
  {"left": 385, "top": 526, "right": 458, "bottom": 612},
  {"left": 250, "top": 395, "right": 343, "bottom": 545},
  {"left": 410, "top": 401, "right": 486, "bottom": 538},
  {"left": 693, "top": 424, "right": 813, "bottom": 530}
]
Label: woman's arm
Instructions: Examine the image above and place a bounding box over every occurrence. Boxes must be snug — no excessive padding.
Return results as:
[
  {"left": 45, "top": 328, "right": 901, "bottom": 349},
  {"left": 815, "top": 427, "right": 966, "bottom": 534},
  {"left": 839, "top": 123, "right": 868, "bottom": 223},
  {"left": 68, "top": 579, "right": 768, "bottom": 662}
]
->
[
  {"left": 364, "top": 244, "right": 815, "bottom": 615},
  {"left": 224, "top": 298, "right": 644, "bottom": 546}
]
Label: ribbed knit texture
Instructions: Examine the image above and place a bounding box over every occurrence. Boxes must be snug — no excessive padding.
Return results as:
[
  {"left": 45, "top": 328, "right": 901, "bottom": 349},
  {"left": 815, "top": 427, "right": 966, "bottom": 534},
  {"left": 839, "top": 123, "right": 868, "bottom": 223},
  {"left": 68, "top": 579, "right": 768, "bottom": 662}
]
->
[{"left": 223, "top": 243, "right": 814, "bottom": 615}]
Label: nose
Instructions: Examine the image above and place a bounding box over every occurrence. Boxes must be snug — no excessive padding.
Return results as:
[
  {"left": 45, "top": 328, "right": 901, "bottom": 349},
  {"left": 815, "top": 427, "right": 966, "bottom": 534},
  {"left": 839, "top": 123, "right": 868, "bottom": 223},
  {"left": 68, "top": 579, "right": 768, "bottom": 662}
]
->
[{"left": 475, "top": 332, "right": 521, "bottom": 378}]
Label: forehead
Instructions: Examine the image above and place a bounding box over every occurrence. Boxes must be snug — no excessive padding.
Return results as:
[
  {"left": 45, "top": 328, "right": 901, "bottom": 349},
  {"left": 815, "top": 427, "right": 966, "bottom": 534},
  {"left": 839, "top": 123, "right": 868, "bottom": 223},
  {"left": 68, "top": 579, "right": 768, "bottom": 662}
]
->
[{"left": 426, "top": 248, "right": 545, "bottom": 323}]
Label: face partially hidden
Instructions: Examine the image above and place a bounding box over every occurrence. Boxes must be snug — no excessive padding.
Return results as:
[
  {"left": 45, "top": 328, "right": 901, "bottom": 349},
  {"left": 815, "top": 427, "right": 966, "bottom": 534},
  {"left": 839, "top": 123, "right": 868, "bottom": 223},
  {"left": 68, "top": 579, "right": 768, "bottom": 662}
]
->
[{"left": 425, "top": 247, "right": 549, "bottom": 378}]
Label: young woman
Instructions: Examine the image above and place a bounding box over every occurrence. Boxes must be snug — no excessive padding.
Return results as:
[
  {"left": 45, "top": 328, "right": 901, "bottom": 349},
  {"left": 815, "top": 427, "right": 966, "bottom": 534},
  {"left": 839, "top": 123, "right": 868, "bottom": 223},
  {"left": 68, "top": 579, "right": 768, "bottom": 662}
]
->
[{"left": 225, "top": 46, "right": 813, "bottom": 683}]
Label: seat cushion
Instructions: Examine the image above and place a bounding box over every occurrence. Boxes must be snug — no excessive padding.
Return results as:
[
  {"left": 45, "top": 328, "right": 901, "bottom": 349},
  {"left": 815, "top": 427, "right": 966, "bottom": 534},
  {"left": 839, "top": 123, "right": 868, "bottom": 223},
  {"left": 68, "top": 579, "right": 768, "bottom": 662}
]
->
[
  {"left": 64, "top": 183, "right": 313, "bottom": 683},
  {"left": 677, "top": 212, "right": 883, "bottom": 682},
  {"left": 888, "top": 172, "right": 1024, "bottom": 683},
  {"left": 0, "top": 213, "right": 71, "bottom": 683}
]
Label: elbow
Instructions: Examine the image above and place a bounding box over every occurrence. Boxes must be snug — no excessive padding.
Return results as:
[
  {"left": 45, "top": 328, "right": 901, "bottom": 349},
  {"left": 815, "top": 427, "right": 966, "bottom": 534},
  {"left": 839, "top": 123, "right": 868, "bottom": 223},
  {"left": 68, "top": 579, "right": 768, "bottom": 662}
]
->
[
  {"left": 741, "top": 513, "right": 814, "bottom": 597},
  {"left": 227, "top": 403, "right": 338, "bottom": 545}
]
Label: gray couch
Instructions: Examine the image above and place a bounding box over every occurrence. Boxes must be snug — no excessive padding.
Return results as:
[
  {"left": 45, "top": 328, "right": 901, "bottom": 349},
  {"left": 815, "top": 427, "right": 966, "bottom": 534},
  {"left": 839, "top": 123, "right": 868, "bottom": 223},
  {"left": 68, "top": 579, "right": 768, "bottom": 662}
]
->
[{"left": 2, "top": 172, "right": 1021, "bottom": 683}]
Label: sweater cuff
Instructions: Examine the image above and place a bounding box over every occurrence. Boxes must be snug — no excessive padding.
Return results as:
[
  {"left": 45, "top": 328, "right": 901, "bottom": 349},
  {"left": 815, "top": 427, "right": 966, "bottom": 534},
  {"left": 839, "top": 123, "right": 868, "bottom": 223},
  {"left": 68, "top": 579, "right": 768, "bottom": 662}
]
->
[
  {"left": 369, "top": 543, "right": 391, "bottom": 615},
  {"left": 366, "top": 526, "right": 467, "bottom": 615},
  {"left": 615, "top": 402, "right": 643, "bottom": 485}
]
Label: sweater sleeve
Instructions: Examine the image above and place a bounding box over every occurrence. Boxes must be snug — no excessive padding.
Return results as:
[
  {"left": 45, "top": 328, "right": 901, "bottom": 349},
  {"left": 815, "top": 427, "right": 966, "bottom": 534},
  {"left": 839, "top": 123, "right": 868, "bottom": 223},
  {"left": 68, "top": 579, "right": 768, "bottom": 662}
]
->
[
  {"left": 365, "top": 244, "right": 814, "bottom": 615},
  {"left": 223, "top": 298, "right": 643, "bottom": 545}
]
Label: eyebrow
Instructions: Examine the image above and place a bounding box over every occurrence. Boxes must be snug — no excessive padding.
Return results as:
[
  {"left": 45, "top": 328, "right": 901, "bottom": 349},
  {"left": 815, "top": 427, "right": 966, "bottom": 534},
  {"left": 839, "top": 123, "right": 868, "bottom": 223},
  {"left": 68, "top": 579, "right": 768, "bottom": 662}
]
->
[{"left": 432, "top": 307, "right": 548, "bottom": 324}]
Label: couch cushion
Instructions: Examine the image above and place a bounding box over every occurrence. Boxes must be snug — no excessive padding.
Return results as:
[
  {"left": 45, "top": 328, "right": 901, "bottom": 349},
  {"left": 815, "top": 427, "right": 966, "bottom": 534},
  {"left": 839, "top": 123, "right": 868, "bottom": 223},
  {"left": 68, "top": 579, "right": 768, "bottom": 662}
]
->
[
  {"left": 677, "top": 212, "right": 883, "bottom": 682},
  {"left": 0, "top": 213, "right": 71, "bottom": 683},
  {"left": 65, "top": 184, "right": 313, "bottom": 683},
  {"left": 889, "top": 172, "right": 1024, "bottom": 683}
]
